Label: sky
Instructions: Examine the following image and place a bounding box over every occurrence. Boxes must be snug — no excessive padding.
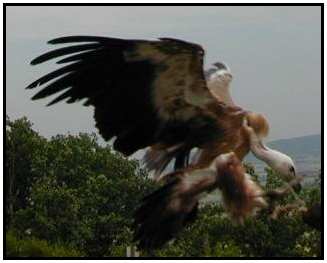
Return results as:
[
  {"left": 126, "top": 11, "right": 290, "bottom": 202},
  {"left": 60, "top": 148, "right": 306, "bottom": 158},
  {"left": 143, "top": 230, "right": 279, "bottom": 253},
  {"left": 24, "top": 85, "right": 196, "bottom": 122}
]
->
[{"left": 6, "top": 6, "right": 321, "bottom": 141}]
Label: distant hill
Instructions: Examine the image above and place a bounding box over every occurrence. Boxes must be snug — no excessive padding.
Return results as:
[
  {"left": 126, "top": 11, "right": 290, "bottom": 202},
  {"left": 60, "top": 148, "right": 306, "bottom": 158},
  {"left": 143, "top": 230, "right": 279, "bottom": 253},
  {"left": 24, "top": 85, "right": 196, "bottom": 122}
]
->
[
  {"left": 268, "top": 134, "right": 321, "bottom": 158},
  {"left": 246, "top": 134, "right": 321, "bottom": 182}
]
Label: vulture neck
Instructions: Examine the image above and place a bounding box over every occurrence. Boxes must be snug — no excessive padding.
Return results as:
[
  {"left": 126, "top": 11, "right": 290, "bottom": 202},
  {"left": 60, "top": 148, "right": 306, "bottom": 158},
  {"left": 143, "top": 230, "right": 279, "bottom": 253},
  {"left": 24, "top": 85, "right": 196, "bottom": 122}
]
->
[{"left": 246, "top": 126, "right": 279, "bottom": 168}]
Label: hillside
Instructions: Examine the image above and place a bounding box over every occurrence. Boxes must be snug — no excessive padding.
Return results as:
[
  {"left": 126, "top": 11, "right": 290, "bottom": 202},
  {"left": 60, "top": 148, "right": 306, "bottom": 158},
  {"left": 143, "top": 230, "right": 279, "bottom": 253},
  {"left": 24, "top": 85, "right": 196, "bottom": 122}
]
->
[{"left": 268, "top": 134, "right": 321, "bottom": 158}]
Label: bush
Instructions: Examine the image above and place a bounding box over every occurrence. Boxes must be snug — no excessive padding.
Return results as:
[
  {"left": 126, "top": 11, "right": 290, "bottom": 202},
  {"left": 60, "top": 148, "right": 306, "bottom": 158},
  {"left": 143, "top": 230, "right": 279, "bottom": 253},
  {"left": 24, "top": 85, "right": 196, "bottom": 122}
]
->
[{"left": 6, "top": 231, "right": 83, "bottom": 257}]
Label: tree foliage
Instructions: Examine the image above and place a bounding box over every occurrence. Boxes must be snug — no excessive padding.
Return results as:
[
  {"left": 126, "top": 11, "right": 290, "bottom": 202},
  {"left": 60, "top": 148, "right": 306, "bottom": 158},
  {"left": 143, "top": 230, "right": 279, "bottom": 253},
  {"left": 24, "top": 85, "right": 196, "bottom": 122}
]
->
[
  {"left": 5, "top": 116, "right": 321, "bottom": 257},
  {"left": 6, "top": 116, "right": 155, "bottom": 256}
]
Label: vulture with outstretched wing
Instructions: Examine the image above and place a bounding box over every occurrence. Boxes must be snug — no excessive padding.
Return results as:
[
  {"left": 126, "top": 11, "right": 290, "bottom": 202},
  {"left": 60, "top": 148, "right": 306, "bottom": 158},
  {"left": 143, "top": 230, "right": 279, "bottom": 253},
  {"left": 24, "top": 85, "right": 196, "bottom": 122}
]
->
[
  {"left": 27, "top": 36, "right": 299, "bottom": 249},
  {"left": 27, "top": 36, "right": 244, "bottom": 172},
  {"left": 27, "top": 35, "right": 296, "bottom": 180}
]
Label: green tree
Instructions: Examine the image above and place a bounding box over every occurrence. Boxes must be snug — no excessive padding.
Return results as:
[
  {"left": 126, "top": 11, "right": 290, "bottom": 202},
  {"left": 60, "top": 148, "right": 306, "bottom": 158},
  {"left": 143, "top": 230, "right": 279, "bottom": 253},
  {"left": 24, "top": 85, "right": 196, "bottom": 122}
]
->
[
  {"left": 7, "top": 117, "right": 155, "bottom": 256},
  {"left": 6, "top": 116, "right": 321, "bottom": 257},
  {"left": 6, "top": 116, "right": 47, "bottom": 227}
]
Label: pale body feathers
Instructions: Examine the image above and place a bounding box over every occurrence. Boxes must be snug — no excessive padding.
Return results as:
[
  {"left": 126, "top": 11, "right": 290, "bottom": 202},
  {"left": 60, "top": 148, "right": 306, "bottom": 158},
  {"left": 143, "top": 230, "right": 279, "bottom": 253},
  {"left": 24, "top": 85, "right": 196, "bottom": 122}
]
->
[{"left": 206, "top": 62, "right": 234, "bottom": 106}]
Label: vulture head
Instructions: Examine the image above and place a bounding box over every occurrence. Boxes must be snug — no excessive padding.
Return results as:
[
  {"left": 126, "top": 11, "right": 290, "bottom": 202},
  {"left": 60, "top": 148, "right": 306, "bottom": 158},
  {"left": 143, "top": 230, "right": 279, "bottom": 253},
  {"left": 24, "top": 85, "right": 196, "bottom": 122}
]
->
[{"left": 243, "top": 114, "right": 298, "bottom": 184}]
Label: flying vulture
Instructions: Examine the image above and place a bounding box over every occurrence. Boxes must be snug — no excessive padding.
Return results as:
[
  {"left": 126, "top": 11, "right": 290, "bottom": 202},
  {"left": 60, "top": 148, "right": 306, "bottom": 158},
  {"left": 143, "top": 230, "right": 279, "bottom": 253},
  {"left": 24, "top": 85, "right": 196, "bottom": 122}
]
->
[
  {"left": 26, "top": 35, "right": 296, "bottom": 179},
  {"left": 27, "top": 35, "right": 299, "bottom": 249},
  {"left": 27, "top": 36, "right": 246, "bottom": 173}
]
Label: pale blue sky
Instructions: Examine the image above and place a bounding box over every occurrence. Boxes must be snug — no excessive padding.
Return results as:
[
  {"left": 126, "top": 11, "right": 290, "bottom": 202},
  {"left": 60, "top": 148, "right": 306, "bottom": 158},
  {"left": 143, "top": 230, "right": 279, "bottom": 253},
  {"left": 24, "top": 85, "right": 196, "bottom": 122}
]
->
[{"left": 6, "top": 6, "right": 321, "bottom": 141}]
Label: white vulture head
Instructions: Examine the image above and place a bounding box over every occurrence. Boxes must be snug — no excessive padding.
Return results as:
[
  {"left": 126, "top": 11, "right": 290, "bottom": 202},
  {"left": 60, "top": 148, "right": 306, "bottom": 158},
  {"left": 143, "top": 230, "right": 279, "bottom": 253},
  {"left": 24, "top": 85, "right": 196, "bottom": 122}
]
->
[{"left": 243, "top": 118, "right": 296, "bottom": 182}]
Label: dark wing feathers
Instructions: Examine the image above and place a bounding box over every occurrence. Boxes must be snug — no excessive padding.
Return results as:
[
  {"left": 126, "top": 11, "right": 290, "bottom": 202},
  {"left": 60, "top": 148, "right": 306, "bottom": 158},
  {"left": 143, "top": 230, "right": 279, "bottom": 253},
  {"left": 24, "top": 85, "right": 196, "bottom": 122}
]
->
[
  {"left": 133, "top": 177, "right": 195, "bottom": 250},
  {"left": 26, "top": 61, "right": 84, "bottom": 89},
  {"left": 31, "top": 68, "right": 92, "bottom": 101},
  {"left": 133, "top": 169, "right": 215, "bottom": 250},
  {"left": 30, "top": 43, "right": 101, "bottom": 65},
  {"left": 47, "top": 35, "right": 129, "bottom": 45},
  {"left": 27, "top": 35, "right": 221, "bottom": 158},
  {"left": 31, "top": 74, "right": 73, "bottom": 100},
  {"left": 55, "top": 49, "right": 103, "bottom": 64},
  {"left": 47, "top": 89, "right": 74, "bottom": 106}
]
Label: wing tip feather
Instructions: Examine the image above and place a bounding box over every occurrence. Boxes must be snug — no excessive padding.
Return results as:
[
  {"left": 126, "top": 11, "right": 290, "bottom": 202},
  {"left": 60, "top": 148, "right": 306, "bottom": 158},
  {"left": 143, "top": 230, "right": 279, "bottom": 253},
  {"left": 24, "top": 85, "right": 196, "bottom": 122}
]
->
[
  {"left": 47, "top": 37, "right": 70, "bottom": 45},
  {"left": 30, "top": 58, "right": 41, "bottom": 66}
]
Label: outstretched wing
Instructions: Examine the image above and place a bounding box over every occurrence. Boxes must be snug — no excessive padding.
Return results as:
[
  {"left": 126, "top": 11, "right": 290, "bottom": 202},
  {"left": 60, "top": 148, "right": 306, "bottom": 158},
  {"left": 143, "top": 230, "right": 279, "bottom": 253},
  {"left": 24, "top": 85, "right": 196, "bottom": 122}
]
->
[
  {"left": 206, "top": 62, "right": 235, "bottom": 106},
  {"left": 27, "top": 36, "right": 223, "bottom": 157}
]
